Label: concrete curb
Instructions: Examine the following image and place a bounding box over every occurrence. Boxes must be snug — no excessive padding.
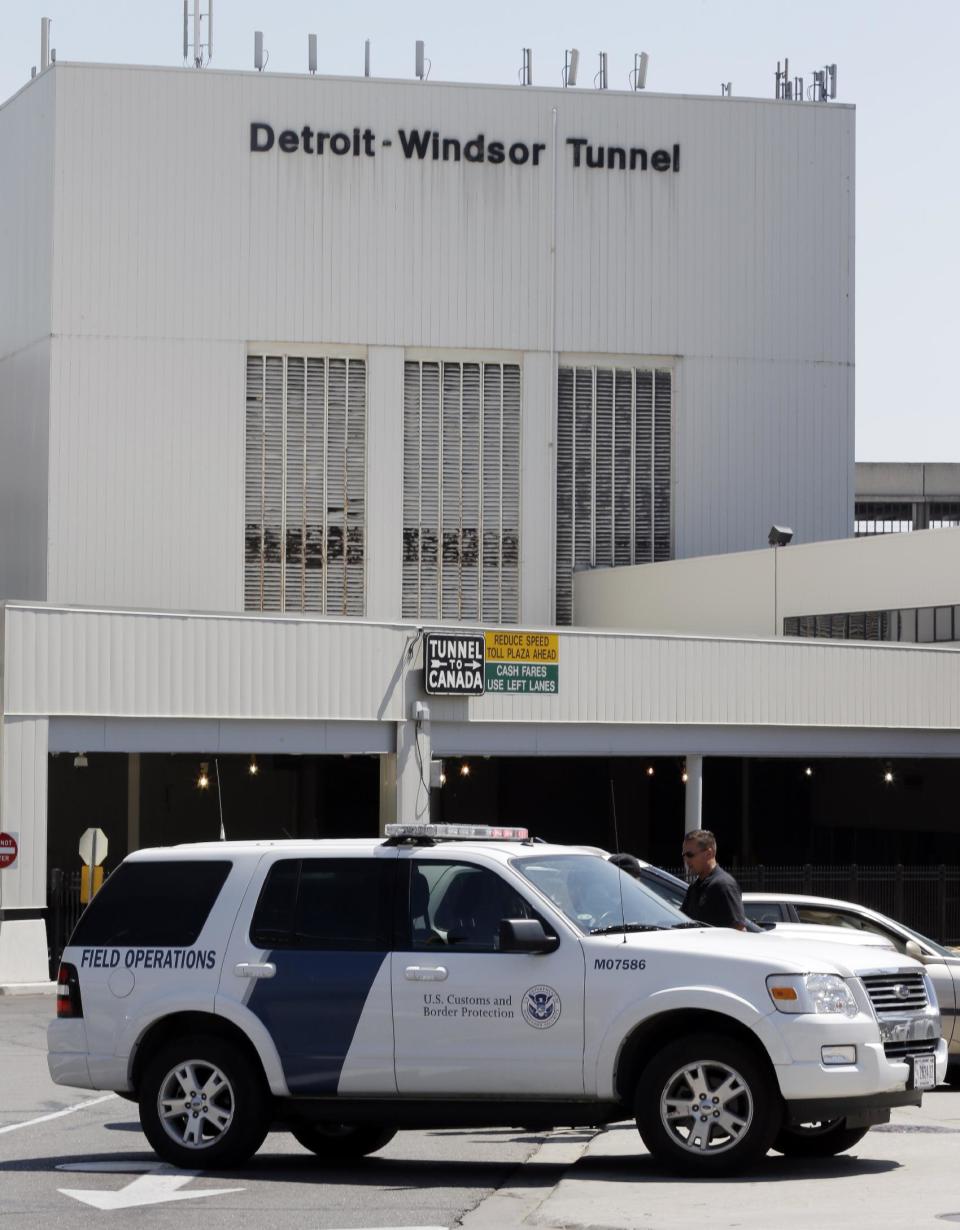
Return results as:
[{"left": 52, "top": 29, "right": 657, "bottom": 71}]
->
[{"left": 0, "top": 981, "right": 56, "bottom": 996}]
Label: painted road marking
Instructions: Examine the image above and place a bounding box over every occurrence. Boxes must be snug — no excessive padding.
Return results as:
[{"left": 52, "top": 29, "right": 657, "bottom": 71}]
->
[
  {"left": 0, "top": 1093, "right": 116, "bottom": 1134},
  {"left": 57, "top": 1161, "right": 243, "bottom": 1210}
]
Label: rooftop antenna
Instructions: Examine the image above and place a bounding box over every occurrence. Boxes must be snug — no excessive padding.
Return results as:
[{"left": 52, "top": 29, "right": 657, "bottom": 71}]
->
[
  {"left": 519, "top": 47, "right": 533, "bottom": 86},
  {"left": 308, "top": 33, "right": 317, "bottom": 74},
  {"left": 721, "top": 82, "right": 732, "bottom": 96},
  {"left": 775, "top": 57, "right": 789, "bottom": 99},
  {"left": 40, "top": 17, "right": 50, "bottom": 71},
  {"left": 629, "top": 51, "right": 649, "bottom": 90},
  {"left": 183, "top": 1, "right": 212, "bottom": 68},
  {"left": 563, "top": 48, "right": 579, "bottom": 87},
  {"left": 595, "top": 51, "right": 608, "bottom": 89},
  {"left": 254, "top": 30, "right": 267, "bottom": 72},
  {"left": 415, "top": 39, "right": 430, "bottom": 80},
  {"left": 364, "top": 38, "right": 371, "bottom": 77}
]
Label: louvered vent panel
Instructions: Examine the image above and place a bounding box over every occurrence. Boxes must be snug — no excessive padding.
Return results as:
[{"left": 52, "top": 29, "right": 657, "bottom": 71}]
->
[
  {"left": 500, "top": 363, "right": 521, "bottom": 621},
  {"left": 304, "top": 358, "right": 326, "bottom": 612},
  {"left": 613, "top": 370, "right": 634, "bottom": 566},
  {"left": 574, "top": 368, "right": 593, "bottom": 576},
  {"left": 482, "top": 363, "right": 503, "bottom": 622},
  {"left": 403, "top": 359, "right": 520, "bottom": 623},
  {"left": 284, "top": 357, "right": 306, "bottom": 612},
  {"left": 345, "top": 359, "right": 366, "bottom": 615},
  {"left": 244, "top": 356, "right": 265, "bottom": 611},
  {"left": 595, "top": 368, "right": 614, "bottom": 567},
  {"left": 634, "top": 369, "right": 653, "bottom": 564},
  {"left": 244, "top": 353, "right": 366, "bottom": 616},
  {"left": 555, "top": 367, "right": 575, "bottom": 625},
  {"left": 325, "top": 359, "right": 347, "bottom": 615},
  {"left": 461, "top": 363, "right": 482, "bottom": 620},
  {"left": 442, "top": 363, "right": 463, "bottom": 619},
  {"left": 556, "top": 363, "right": 673, "bottom": 624},
  {"left": 653, "top": 370, "right": 672, "bottom": 563},
  {"left": 402, "top": 362, "right": 422, "bottom": 619},
  {"left": 419, "top": 363, "right": 441, "bottom": 620},
  {"left": 262, "top": 356, "right": 285, "bottom": 613}
]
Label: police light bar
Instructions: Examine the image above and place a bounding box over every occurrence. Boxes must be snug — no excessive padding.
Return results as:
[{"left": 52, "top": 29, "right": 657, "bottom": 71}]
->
[{"left": 384, "top": 824, "right": 529, "bottom": 841}]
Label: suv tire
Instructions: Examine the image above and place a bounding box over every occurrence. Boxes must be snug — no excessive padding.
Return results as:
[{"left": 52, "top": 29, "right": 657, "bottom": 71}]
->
[
  {"left": 290, "top": 1123, "right": 398, "bottom": 1161},
  {"left": 635, "top": 1033, "right": 780, "bottom": 1176},
  {"left": 139, "top": 1034, "right": 269, "bottom": 1168},
  {"left": 772, "top": 1119, "right": 870, "bottom": 1157}
]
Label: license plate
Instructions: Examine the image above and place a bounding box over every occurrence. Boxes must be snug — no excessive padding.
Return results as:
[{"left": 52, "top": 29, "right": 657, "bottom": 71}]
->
[{"left": 910, "top": 1053, "right": 936, "bottom": 1090}]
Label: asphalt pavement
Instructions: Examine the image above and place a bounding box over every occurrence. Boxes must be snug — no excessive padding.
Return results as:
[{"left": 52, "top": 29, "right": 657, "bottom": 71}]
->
[{"left": 3, "top": 993, "right": 960, "bottom": 1229}]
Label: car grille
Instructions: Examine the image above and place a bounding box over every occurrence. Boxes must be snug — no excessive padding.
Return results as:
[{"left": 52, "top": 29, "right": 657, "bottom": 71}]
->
[
  {"left": 883, "top": 1039, "right": 938, "bottom": 1060},
  {"left": 861, "top": 972, "right": 929, "bottom": 1014}
]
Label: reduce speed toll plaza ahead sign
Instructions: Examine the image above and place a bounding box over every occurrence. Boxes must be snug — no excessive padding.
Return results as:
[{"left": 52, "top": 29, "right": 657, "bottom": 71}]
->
[{"left": 423, "top": 631, "right": 559, "bottom": 697}]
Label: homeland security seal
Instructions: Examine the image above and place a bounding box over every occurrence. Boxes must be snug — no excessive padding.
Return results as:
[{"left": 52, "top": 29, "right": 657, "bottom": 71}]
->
[{"left": 522, "top": 984, "right": 561, "bottom": 1029}]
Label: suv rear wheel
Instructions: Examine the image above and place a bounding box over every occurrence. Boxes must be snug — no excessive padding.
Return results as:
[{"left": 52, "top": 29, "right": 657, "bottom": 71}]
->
[
  {"left": 635, "top": 1033, "right": 780, "bottom": 1176},
  {"left": 139, "top": 1035, "right": 269, "bottom": 1168},
  {"left": 290, "top": 1123, "right": 398, "bottom": 1161}
]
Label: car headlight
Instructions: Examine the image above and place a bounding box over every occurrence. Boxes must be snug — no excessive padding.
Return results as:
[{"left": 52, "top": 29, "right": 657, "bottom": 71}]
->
[{"left": 766, "top": 973, "right": 858, "bottom": 1017}]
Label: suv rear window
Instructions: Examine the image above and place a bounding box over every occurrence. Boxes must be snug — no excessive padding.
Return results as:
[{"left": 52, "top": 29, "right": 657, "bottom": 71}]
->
[{"left": 69, "top": 861, "right": 231, "bottom": 947}]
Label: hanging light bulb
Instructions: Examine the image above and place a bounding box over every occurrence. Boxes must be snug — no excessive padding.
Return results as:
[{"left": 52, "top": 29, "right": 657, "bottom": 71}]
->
[
  {"left": 883, "top": 768, "right": 894, "bottom": 784},
  {"left": 646, "top": 765, "right": 655, "bottom": 777},
  {"left": 248, "top": 756, "right": 259, "bottom": 776},
  {"left": 197, "top": 761, "right": 210, "bottom": 789},
  {"left": 804, "top": 766, "right": 814, "bottom": 778},
  {"left": 439, "top": 772, "right": 447, "bottom": 786},
  {"left": 680, "top": 763, "right": 689, "bottom": 784},
  {"left": 460, "top": 763, "right": 471, "bottom": 777}
]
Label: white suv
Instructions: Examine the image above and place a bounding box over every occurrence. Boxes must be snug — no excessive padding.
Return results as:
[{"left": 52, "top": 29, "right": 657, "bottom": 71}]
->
[{"left": 48, "top": 826, "right": 947, "bottom": 1176}]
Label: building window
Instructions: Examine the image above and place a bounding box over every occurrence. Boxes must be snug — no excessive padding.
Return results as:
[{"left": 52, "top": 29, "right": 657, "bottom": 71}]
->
[
  {"left": 556, "top": 365, "right": 672, "bottom": 625},
  {"left": 929, "top": 501, "right": 960, "bottom": 529},
  {"left": 402, "top": 360, "right": 520, "bottom": 623},
  {"left": 244, "top": 354, "right": 366, "bottom": 616},
  {"left": 854, "top": 501, "right": 913, "bottom": 536},
  {"left": 783, "top": 605, "right": 959, "bottom": 644}
]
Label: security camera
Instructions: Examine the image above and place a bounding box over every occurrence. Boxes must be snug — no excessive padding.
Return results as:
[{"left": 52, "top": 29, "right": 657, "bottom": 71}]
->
[{"left": 768, "top": 525, "right": 794, "bottom": 547}]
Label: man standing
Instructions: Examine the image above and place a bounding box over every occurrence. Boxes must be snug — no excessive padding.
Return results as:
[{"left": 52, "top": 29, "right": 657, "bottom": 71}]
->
[{"left": 680, "top": 830, "right": 746, "bottom": 931}]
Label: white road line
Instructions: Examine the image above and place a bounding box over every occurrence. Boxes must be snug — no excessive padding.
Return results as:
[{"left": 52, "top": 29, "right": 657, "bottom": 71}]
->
[{"left": 0, "top": 1093, "right": 117, "bottom": 1135}]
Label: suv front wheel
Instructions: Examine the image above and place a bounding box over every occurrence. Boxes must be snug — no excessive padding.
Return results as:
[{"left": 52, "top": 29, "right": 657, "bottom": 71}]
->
[
  {"left": 635, "top": 1033, "right": 780, "bottom": 1176},
  {"left": 139, "top": 1034, "right": 269, "bottom": 1168}
]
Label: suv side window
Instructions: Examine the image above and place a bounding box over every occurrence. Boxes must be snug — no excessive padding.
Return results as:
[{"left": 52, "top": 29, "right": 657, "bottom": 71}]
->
[
  {"left": 405, "top": 860, "right": 544, "bottom": 952},
  {"left": 69, "top": 861, "right": 231, "bottom": 947},
  {"left": 250, "top": 858, "right": 393, "bottom": 951}
]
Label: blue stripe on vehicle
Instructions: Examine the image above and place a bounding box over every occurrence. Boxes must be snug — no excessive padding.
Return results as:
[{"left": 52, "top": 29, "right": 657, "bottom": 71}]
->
[{"left": 247, "top": 950, "right": 387, "bottom": 1094}]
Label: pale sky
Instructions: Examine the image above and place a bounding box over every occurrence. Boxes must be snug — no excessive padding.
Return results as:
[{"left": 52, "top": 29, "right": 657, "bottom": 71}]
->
[{"left": 3, "top": 1, "right": 958, "bottom": 461}]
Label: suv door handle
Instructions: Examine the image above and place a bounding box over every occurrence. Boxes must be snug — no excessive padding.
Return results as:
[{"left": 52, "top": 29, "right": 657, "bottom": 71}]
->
[
  {"left": 405, "top": 965, "right": 448, "bottom": 981},
  {"left": 234, "top": 962, "right": 276, "bottom": 979}
]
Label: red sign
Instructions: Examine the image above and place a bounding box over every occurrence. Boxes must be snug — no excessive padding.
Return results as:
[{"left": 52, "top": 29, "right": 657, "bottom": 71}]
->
[{"left": 0, "top": 833, "right": 18, "bottom": 870}]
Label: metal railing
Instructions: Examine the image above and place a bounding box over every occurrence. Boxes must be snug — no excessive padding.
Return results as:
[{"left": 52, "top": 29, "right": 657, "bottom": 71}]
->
[{"left": 47, "top": 867, "right": 83, "bottom": 980}]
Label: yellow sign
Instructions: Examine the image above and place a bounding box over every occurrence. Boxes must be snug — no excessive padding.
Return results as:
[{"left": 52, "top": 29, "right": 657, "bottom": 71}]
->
[
  {"left": 484, "top": 631, "right": 559, "bottom": 663},
  {"left": 80, "top": 864, "right": 104, "bottom": 904}
]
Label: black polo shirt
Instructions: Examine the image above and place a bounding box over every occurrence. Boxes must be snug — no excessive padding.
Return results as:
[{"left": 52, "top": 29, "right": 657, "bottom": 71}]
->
[{"left": 681, "top": 865, "right": 745, "bottom": 929}]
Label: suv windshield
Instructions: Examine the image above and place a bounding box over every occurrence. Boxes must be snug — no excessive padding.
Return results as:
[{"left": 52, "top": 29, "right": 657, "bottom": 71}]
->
[{"left": 513, "top": 854, "right": 691, "bottom": 934}]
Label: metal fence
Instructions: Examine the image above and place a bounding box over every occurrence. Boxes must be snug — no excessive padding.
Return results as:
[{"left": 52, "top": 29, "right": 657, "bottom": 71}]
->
[
  {"left": 47, "top": 868, "right": 83, "bottom": 980},
  {"left": 722, "top": 864, "right": 960, "bottom": 946}
]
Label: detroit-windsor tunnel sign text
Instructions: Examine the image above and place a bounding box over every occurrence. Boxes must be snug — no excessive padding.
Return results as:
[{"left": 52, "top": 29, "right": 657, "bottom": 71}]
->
[{"left": 250, "top": 123, "right": 680, "bottom": 173}]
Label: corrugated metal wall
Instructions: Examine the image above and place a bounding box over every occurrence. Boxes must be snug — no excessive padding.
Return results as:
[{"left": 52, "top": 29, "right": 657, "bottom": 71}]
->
[
  {"left": 6, "top": 604, "right": 958, "bottom": 735},
  {"left": 29, "top": 64, "right": 854, "bottom": 612}
]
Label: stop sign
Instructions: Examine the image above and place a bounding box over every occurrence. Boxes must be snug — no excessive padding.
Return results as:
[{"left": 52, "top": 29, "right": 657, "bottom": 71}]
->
[{"left": 0, "top": 833, "right": 18, "bottom": 870}]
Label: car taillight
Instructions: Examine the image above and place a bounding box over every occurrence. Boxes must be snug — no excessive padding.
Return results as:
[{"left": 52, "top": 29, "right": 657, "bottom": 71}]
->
[{"left": 56, "top": 962, "right": 83, "bottom": 1018}]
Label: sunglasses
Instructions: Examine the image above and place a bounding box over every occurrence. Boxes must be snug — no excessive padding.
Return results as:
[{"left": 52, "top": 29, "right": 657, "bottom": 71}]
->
[{"left": 681, "top": 850, "right": 702, "bottom": 859}]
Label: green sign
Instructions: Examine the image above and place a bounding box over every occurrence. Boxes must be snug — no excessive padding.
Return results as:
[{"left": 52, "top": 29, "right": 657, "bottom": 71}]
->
[{"left": 484, "top": 661, "right": 559, "bottom": 695}]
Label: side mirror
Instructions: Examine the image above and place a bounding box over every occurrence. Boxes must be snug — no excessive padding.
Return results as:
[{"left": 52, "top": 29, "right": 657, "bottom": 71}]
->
[
  {"left": 905, "top": 939, "right": 928, "bottom": 963},
  {"left": 499, "top": 918, "right": 559, "bottom": 954}
]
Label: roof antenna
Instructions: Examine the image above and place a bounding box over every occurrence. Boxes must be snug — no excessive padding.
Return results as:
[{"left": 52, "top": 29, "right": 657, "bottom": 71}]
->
[{"left": 609, "top": 780, "right": 627, "bottom": 943}]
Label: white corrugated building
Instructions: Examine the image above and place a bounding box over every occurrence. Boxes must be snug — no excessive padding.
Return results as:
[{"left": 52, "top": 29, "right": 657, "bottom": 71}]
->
[{"left": 3, "top": 58, "right": 952, "bottom": 986}]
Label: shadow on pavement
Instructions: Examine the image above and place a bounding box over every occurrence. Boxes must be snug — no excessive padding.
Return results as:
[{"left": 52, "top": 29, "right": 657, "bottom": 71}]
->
[{"left": 571, "top": 1151, "right": 901, "bottom": 1183}]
